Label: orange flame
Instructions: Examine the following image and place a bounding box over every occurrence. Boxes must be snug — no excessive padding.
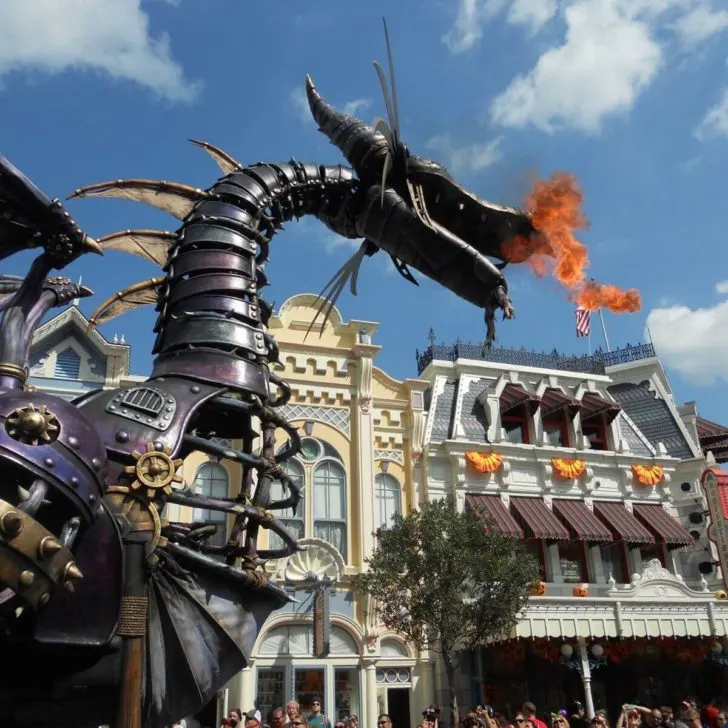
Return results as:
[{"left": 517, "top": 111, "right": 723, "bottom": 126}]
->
[{"left": 502, "top": 173, "right": 641, "bottom": 313}]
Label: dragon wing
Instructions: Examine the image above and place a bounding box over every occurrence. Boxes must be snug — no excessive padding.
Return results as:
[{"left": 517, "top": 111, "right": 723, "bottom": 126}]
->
[{"left": 87, "top": 278, "right": 164, "bottom": 331}]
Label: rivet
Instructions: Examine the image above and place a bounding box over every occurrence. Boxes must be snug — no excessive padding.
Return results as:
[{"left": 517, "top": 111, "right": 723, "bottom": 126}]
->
[
  {"left": 19, "top": 570, "right": 34, "bottom": 587},
  {"left": 109, "top": 405, "right": 116, "bottom": 410},
  {"left": 70, "top": 477, "right": 79, "bottom": 489},
  {"left": 255, "top": 333, "right": 264, "bottom": 340},
  {"left": 165, "top": 406, "right": 173, "bottom": 413},
  {"left": 44, "top": 457, "right": 55, "bottom": 467},
  {"left": 190, "top": 385, "right": 201, "bottom": 394},
  {"left": 91, "top": 457, "right": 102, "bottom": 469},
  {"left": 166, "top": 398, "right": 174, "bottom": 404},
  {"left": 153, "top": 441, "right": 164, "bottom": 451},
  {"left": 89, "top": 494, "right": 97, "bottom": 504},
  {"left": 39, "top": 593, "right": 50, "bottom": 606},
  {"left": 68, "top": 436, "right": 79, "bottom": 448},
  {"left": 134, "top": 414, "right": 141, "bottom": 420},
  {"left": 116, "top": 431, "right": 130, "bottom": 443}
]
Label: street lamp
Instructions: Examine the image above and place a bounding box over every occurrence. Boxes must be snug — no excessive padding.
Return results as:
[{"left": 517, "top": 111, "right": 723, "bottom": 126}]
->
[{"left": 559, "top": 642, "right": 606, "bottom": 674}]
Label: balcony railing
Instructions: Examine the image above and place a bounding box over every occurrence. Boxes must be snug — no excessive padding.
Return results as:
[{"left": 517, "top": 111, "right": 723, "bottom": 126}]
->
[{"left": 415, "top": 341, "right": 655, "bottom": 376}]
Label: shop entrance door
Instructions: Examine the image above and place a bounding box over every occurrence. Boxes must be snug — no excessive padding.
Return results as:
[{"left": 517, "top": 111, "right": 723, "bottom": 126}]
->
[{"left": 387, "top": 688, "right": 410, "bottom": 728}]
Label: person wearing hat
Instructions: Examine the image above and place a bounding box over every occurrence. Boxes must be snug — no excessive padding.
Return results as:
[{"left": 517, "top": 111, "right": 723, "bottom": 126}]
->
[
  {"left": 308, "top": 697, "right": 331, "bottom": 728},
  {"left": 245, "top": 710, "right": 263, "bottom": 728}
]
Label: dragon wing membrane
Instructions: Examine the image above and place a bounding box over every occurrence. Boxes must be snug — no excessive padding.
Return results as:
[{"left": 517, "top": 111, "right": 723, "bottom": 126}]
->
[
  {"left": 87, "top": 277, "right": 164, "bottom": 330},
  {"left": 98, "top": 230, "right": 177, "bottom": 266}
]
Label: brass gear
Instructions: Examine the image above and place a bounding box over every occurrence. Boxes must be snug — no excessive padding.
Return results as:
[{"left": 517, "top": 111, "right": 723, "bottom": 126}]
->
[
  {"left": 123, "top": 442, "right": 183, "bottom": 500},
  {"left": 6, "top": 404, "right": 60, "bottom": 446}
]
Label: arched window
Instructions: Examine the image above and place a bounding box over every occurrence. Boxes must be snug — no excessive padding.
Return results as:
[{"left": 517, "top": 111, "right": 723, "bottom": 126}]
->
[
  {"left": 193, "top": 463, "right": 229, "bottom": 548},
  {"left": 269, "top": 459, "right": 305, "bottom": 551},
  {"left": 375, "top": 473, "right": 401, "bottom": 531},
  {"left": 54, "top": 347, "right": 81, "bottom": 379},
  {"left": 314, "top": 458, "right": 347, "bottom": 560}
]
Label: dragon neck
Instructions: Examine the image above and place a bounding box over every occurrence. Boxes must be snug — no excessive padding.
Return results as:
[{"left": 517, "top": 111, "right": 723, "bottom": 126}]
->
[{"left": 149, "top": 161, "right": 356, "bottom": 399}]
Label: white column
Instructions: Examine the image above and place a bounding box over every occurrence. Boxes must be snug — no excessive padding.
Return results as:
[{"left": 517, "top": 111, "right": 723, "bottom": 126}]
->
[
  {"left": 546, "top": 543, "right": 563, "bottom": 583},
  {"left": 417, "top": 658, "right": 434, "bottom": 714},
  {"left": 577, "top": 638, "right": 595, "bottom": 719},
  {"left": 365, "top": 661, "right": 378, "bottom": 728},
  {"left": 354, "top": 343, "right": 379, "bottom": 564},
  {"left": 217, "top": 689, "right": 230, "bottom": 727}
]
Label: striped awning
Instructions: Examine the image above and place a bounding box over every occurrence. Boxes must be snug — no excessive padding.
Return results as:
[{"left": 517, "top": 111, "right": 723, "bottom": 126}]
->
[
  {"left": 466, "top": 494, "right": 524, "bottom": 538},
  {"left": 510, "top": 497, "right": 569, "bottom": 541},
  {"left": 541, "top": 388, "right": 580, "bottom": 420},
  {"left": 580, "top": 392, "right": 621, "bottom": 424},
  {"left": 593, "top": 500, "right": 655, "bottom": 544},
  {"left": 552, "top": 499, "right": 613, "bottom": 543},
  {"left": 632, "top": 503, "right": 695, "bottom": 548},
  {"left": 500, "top": 383, "right": 540, "bottom": 416}
]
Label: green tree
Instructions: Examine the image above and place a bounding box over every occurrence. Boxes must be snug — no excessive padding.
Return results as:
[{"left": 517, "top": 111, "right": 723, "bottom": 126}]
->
[{"left": 354, "top": 498, "right": 539, "bottom": 726}]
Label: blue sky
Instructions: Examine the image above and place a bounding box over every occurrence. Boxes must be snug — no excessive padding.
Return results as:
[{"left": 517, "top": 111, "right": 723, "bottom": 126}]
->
[{"left": 2, "top": 0, "right": 728, "bottom": 422}]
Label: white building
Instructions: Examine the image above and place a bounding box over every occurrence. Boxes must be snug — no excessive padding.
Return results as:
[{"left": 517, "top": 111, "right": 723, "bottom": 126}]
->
[{"left": 416, "top": 339, "right": 728, "bottom": 718}]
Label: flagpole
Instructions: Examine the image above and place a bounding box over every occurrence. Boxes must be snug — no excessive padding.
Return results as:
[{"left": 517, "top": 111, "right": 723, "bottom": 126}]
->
[
  {"left": 598, "top": 308, "right": 611, "bottom": 353},
  {"left": 588, "top": 327, "right": 592, "bottom": 355}
]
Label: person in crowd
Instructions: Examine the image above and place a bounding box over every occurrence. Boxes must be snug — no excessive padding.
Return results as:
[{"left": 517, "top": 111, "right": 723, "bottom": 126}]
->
[
  {"left": 377, "top": 715, "right": 393, "bottom": 728},
  {"left": 308, "top": 699, "right": 331, "bottom": 728},
  {"left": 245, "top": 710, "right": 262, "bottom": 728},
  {"left": 272, "top": 708, "right": 287, "bottom": 728},
  {"left": 569, "top": 702, "right": 587, "bottom": 728},
  {"left": 287, "top": 702, "right": 301, "bottom": 726},
  {"left": 523, "top": 703, "right": 548, "bottom": 728},
  {"left": 291, "top": 718, "right": 309, "bottom": 728}
]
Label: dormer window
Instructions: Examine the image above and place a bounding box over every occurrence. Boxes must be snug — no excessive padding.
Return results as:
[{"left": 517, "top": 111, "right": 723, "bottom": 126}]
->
[
  {"left": 503, "top": 405, "right": 530, "bottom": 444},
  {"left": 543, "top": 412, "right": 569, "bottom": 447},
  {"left": 499, "top": 383, "right": 539, "bottom": 445},
  {"left": 579, "top": 392, "right": 621, "bottom": 452},
  {"left": 583, "top": 416, "right": 608, "bottom": 450}
]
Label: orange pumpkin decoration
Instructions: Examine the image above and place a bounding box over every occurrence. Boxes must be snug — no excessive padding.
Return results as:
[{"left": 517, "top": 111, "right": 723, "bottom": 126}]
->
[
  {"left": 572, "top": 584, "right": 589, "bottom": 597},
  {"left": 632, "top": 464, "right": 664, "bottom": 486},
  {"left": 466, "top": 451, "right": 503, "bottom": 473},
  {"left": 552, "top": 458, "right": 587, "bottom": 479},
  {"left": 530, "top": 581, "right": 547, "bottom": 596}
]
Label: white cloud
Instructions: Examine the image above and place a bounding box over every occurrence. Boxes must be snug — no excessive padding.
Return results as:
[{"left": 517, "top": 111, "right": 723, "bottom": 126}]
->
[
  {"left": 425, "top": 134, "right": 503, "bottom": 173},
  {"left": 0, "top": 0, "right": 198, "bottom": 103},
  {"left": 647, "top": 295, "right": 728, "bottom": 385},
  {"left": 672, "top": 3, "right": 728, "bottom": 48},
  {"left": 715, "top": 281, "right": 728, "bottom": 294},
  {"left": 441, "top": 0, "right": 728, "bottom": 135},
  {"left": 443, "top": 0, "right": 505, "bottom": 54},
  {"left": 290, "top": 85, "right": 313, "bottom": 125},
  {"left": 695, "top": 87, "right": 728, "bottom": 139},
  {"left": 490, "top": 0, "right": 664, "bottom": 134},
  {"left": 507, "top": 0, "right": 558, "bottom": 35},
  {"left": 343, "top": 98, "right": 371, "bottom": 116}
]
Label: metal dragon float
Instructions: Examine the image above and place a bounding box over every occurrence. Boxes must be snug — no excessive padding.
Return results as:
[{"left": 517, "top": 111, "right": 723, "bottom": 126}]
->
[{"left": 0, "top": 27, "right": 536, "bottom": 728}]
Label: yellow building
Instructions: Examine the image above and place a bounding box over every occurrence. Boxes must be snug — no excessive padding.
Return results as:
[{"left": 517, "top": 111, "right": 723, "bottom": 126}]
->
[{"left": 29, "top": 295, "right": 433, "bottom": 728}]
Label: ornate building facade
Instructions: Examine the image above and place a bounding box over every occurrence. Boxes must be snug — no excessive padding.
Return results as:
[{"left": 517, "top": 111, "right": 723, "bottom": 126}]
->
[
  {"left": 28, "top": 295, "right": 431, "bottom": 728},
  {"left": 416, "top": 340, "right": 728, "bottom": 719}
]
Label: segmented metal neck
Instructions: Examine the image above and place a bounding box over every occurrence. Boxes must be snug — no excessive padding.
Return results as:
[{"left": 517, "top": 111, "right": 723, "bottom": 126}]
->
[{"left": 149, "top": 162, "right": 356, "bottom": 399}]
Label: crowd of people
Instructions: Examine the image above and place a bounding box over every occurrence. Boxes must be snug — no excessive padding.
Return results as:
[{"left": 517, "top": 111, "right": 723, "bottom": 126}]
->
[
  {"left": 163, "top": 696, "right": 728, "bottom": 728},
  {"left": 462, "top": 698, "right": 727, "bottom": 728}
]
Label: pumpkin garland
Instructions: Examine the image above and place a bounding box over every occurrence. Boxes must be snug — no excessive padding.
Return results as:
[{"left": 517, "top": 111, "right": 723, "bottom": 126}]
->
[
  {"left": 632, "top": 464, "right": 665, "bottom": 486},
  {"left": 552, "top": 458, "right": 587, "bottom": 479},
  {"left": 466, "top": 451, "right": 503, "bottom": 473}
]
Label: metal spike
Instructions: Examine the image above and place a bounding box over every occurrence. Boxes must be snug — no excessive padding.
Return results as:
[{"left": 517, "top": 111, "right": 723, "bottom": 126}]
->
[
  {"left": 64, "top": 562, "right": 83, "bottom": 581},
  {"left": 19, "top": 570, "right": 34, "bottom": 587},
  {"left": 0, "top": 511, "right": 23, "bottom": 538},
  {"left": 39, "top": 536, "right": 63, "bottom": 559},
  {"left": 82, "top": 236, "right": 104, "bottom": 256}
]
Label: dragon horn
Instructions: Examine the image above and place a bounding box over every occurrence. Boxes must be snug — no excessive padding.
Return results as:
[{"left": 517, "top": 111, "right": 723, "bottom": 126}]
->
[{"left": 305, "top": 75, "right": 389, "bottom": 180}]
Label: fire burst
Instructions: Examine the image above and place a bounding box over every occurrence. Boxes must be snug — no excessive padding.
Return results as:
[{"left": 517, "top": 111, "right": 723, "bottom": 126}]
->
[{"left": 502, "top": 173, "right": 641, "bottom": 313}]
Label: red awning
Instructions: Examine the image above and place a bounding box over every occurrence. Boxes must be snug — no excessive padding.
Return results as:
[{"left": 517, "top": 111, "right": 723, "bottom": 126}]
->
[
  {"left": 580, "top": 392, "right": 621, "bottom": 424},
  {"left": 466, "top": 494, "right": 524, "bottom": 539},
  {"left": 552, "top": 499, "right": 613, "bottom": 543},
  {"left": 632, "top": 503, "right": 695, "bottom": 548},
  {"left": 510, "top": 497, "right": 569, "bottom": 541},
  {"left": 500, "top": 383, "right": 540, "bottom": 416},
  {"left": 541, "top": 388, "right": 580, "bottom": 420},
  {"left": 592, "top": 500, "right": 655, "bottom": 544}
]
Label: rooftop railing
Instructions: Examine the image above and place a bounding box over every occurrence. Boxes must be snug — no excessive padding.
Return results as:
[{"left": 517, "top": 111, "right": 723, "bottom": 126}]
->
[{"left": 415, "top": 341, "right": 655, "bottom": 376}]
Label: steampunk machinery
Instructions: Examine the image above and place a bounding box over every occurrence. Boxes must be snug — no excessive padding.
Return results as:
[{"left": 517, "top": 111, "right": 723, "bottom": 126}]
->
[{"left": 0, "top": 26, "right": 538, "bottom": 728}]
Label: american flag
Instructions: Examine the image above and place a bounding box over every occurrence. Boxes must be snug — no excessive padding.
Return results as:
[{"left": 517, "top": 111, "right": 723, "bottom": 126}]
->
[{"left": 576, "top": 306, "right": 591, "bottom": 337}]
